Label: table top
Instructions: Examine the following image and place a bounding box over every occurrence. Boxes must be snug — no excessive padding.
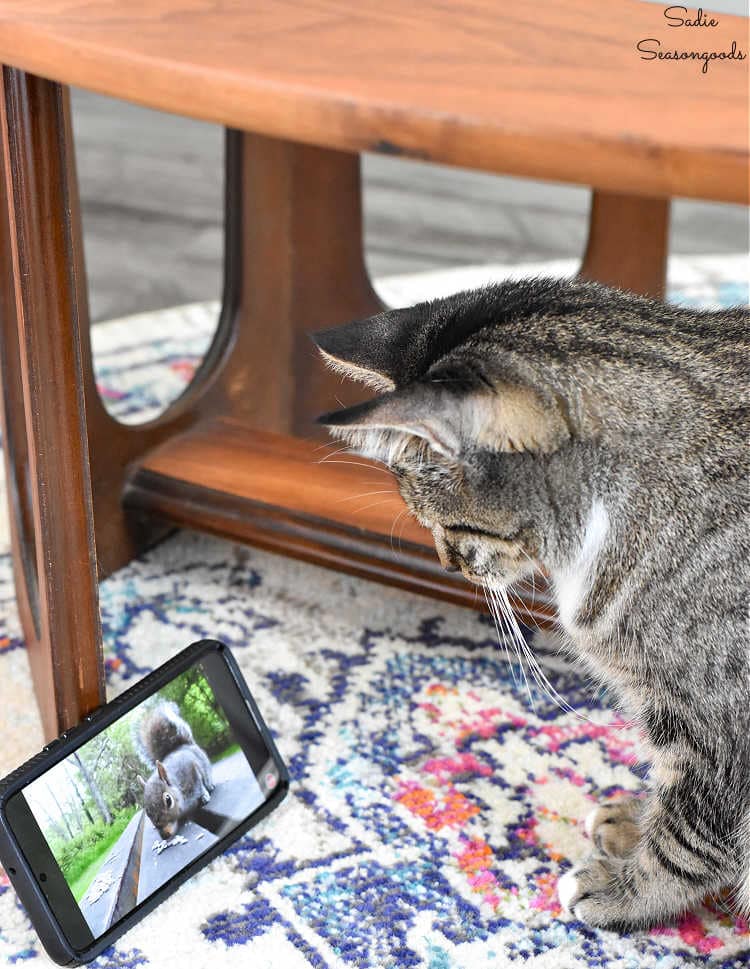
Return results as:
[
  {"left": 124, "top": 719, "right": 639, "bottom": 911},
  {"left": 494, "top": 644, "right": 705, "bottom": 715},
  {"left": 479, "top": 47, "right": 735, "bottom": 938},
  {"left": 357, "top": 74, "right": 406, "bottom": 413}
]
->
[{"left": 0, "top": 0, "right": 747, "bottom": 201}]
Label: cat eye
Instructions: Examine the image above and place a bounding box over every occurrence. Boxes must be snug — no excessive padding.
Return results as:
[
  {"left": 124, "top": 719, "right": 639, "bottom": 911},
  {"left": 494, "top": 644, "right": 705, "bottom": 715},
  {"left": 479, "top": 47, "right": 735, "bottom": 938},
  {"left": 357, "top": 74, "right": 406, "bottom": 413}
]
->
[{"left": 449, "top": 523, "right": 524, "bottom": 542}]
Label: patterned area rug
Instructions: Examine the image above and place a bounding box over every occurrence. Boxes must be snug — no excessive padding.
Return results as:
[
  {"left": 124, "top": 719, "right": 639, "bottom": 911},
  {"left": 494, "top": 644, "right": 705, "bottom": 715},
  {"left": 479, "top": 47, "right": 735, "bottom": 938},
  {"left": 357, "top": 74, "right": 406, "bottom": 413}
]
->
[{"left": 1, "top": 257, "right": 748, "bottom": 969}]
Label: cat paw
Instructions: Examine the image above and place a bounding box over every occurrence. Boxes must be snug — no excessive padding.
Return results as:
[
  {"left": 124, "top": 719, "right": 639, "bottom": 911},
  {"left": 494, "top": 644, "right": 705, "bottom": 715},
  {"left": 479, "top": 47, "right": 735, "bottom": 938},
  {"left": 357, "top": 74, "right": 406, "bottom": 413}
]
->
[
  {"left": 558, "top": 856, "right": 632, "bottom": 929},
  {"left": 584, "top": 795, "right": 642, "bottom": 858}
]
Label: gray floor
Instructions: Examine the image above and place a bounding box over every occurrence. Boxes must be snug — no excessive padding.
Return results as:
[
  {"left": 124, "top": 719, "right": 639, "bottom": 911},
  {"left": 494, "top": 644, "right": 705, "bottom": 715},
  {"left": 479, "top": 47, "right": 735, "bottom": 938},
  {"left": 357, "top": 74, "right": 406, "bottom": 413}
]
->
[{"left": 71, "top": 89, "right": 749, "bottom": 324}]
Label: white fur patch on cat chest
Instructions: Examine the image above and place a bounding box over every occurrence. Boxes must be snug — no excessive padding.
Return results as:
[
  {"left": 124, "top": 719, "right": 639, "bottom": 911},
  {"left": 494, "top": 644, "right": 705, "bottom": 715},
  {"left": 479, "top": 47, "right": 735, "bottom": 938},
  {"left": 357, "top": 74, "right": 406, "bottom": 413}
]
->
[{"left": 552, "top": 500, "right": 609, "bottom": 633}]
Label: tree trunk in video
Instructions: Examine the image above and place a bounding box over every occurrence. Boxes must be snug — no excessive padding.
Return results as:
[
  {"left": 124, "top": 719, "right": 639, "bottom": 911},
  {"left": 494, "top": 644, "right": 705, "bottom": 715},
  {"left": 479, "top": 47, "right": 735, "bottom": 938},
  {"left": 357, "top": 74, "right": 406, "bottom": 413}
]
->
[
  {"left": 72, "top": 750, "right": 112, "bottom": 825},
  {"left": 65, "top": 762, "right": 95, "bottom": 825},
  {"left": 45, "top": 781, "right": 76, "bottom": 839}
]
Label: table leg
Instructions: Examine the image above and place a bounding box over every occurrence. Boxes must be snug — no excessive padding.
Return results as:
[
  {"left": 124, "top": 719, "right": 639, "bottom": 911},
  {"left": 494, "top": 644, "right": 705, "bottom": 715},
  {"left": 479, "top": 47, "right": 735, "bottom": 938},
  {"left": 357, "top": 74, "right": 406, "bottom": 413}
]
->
[
  {"left": 0, "top": 69, "right": 104, "bottom": 739},
  {"left": 86, "top": 129, "right": 384, "bottom": 577},
  {"left": 201, "top": 131, "right": 383, "bottom": 436},
  {"left": 580, "top": 190, "right": 670, "bottom": 298},
  {"left": 0, "top": 87, "right": 384, "bottom": 731}
]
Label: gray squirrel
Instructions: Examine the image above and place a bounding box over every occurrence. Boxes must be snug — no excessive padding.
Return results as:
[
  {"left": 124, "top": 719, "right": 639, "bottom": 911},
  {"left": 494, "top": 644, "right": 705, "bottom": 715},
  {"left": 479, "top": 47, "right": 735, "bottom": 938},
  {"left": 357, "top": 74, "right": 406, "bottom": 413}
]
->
[{"left": 136, "top": 701, "right": 215, "bottom": 840}]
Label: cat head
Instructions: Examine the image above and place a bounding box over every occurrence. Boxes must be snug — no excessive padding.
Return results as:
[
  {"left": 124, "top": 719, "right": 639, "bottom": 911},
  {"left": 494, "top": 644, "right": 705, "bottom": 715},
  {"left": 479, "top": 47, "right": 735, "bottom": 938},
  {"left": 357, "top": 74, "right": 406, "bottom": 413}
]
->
[{"left": 314, "top": 279, "right": 614, "bottom": 588}]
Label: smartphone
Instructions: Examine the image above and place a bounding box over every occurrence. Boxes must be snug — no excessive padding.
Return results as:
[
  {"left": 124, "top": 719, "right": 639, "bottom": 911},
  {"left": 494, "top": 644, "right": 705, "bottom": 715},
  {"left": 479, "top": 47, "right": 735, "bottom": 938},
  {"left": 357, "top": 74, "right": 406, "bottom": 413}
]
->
[{"left": 0, "top": 639, "right": 288, "bottom": 966}]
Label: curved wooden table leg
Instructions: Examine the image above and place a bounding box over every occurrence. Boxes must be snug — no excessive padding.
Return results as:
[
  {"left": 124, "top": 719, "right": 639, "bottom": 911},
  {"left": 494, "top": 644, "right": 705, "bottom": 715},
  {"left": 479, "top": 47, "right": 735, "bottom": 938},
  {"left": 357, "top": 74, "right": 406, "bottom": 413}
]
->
[
  {"left": 580, "top": 190, "right": 670, "bottom": 298},
  {"left": 200, "top": 131, "right": 383, "bottom": 437},
  {"left": 86, "top": 129, "right": 383, "bottom": 577},
  {"left": 0, "top": 69, "right": 104, "bottom": 739}
]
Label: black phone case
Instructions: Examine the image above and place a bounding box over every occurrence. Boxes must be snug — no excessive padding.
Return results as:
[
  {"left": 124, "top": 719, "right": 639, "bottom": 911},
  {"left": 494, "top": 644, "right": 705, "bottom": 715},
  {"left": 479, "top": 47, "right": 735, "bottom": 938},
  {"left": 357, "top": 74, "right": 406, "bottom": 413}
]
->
[{"left": 0, "top": 639, "right": 289, "bottom": 966}]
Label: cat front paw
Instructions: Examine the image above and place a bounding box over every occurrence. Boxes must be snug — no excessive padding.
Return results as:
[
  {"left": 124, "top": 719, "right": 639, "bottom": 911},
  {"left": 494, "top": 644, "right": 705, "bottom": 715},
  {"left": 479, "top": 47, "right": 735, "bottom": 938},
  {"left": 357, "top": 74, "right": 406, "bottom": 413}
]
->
[
  {"left": 558, "top": 856, "right": 633, "bottom": 929},
  {"left": 584, "top": 795, "right": 642, "bottom": 859}
]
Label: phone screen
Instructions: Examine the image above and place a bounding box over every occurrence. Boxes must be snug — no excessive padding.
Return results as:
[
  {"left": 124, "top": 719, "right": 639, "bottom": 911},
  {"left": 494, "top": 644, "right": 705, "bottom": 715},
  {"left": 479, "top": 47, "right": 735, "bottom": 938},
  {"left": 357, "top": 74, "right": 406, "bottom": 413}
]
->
[{"left": 13, "top": 654, "right": 281, "bottom": 944}]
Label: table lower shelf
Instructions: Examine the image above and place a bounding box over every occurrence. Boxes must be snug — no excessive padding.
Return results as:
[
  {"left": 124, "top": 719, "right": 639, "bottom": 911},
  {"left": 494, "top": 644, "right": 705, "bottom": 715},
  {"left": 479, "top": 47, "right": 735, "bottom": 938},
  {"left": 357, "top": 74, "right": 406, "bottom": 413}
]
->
[{"left": 125, "top": 417, "right": 555, "bottom": 626}]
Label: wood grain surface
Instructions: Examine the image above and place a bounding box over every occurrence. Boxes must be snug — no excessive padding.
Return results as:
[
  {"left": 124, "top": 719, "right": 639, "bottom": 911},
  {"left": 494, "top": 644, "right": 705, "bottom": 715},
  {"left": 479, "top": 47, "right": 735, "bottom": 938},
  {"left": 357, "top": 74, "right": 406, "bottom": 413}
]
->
[{"left": 0, "top": 0, "right": 747, "bottom": 201}]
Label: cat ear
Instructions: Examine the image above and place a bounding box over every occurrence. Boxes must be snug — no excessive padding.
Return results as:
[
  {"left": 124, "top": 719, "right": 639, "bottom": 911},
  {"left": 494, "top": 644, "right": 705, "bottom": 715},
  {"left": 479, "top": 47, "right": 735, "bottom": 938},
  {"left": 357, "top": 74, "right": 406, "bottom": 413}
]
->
[
  {"left": 317, "top": 379, "right": 569, "bottom": 464},
  {"left": 318, "top": 389, "right": 461, "bottom": 462},
  {"left": 312, "top": 306, "right": 422, "bottom": 391},
  {"left": 472, "top": 380, "right": 571, "bottom": 454}
]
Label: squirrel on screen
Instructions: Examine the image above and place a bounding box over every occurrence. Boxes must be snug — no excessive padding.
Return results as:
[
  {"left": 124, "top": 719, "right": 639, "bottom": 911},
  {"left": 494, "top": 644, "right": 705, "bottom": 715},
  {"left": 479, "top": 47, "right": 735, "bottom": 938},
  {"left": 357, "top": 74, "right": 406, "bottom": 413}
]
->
[{"left": 137, "top": 702, "right": 215, "bottom": 840}]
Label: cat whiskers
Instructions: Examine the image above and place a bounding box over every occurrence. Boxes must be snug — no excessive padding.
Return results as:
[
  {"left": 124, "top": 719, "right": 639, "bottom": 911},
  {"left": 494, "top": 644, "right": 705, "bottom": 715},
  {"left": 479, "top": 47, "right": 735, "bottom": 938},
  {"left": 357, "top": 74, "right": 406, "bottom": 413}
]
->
[
  {"left": 484, "top": 580, "right": 603, "bottom": 725},
  {"left": 317, "top": 443, "right": 394, "bottom": 476},
  {"left": 318, "top": 442, "right": 353, "bottom": 459},
  {"left": 337, "top": 489, "right": 396, "bottom": 503},
  {"left": 486, "top": 582, "right": 539, "bottom": 708},
  {"left": 482, "top": 585, "right": 528, "bottom": 700},
  {"left": 515, "top": 547, "right": 545, "bottom": 631},
  {"left": 344, "top": 497, "right": 402, "bottom": 515},
  {"left": 389, "top": 508, "right": 409, "bottom": 556}
]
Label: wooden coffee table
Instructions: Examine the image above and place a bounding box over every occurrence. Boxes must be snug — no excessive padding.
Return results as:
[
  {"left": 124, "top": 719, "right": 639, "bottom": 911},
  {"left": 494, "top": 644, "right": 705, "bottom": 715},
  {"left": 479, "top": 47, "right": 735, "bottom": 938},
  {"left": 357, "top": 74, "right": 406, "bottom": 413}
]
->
[{"left": 0, "top": 0, "right": 746, "bottom": 738}]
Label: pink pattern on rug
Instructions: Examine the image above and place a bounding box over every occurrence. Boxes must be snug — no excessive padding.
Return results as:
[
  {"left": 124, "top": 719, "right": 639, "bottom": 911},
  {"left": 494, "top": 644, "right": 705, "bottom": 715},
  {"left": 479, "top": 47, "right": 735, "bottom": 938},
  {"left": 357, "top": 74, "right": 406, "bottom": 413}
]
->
[
  {"left": 422, "top": 753, "right": 493, "bottom": 783},
  {"left": 531, "top": 721, "right": 640, "bottom": 766},
  {"left": 653, "top": 912, "right": 724, "bottom": 955},
  {"left": 530, "top": 871, "right": 563, "bottom": 917}
]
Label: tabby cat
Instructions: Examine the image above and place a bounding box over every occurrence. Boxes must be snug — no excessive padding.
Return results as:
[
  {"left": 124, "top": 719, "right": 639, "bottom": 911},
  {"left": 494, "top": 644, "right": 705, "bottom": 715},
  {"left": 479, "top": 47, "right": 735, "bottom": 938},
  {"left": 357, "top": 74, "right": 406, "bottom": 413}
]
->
[{"left": 313, "top": 277, "right": 749, "bottom": 929}]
